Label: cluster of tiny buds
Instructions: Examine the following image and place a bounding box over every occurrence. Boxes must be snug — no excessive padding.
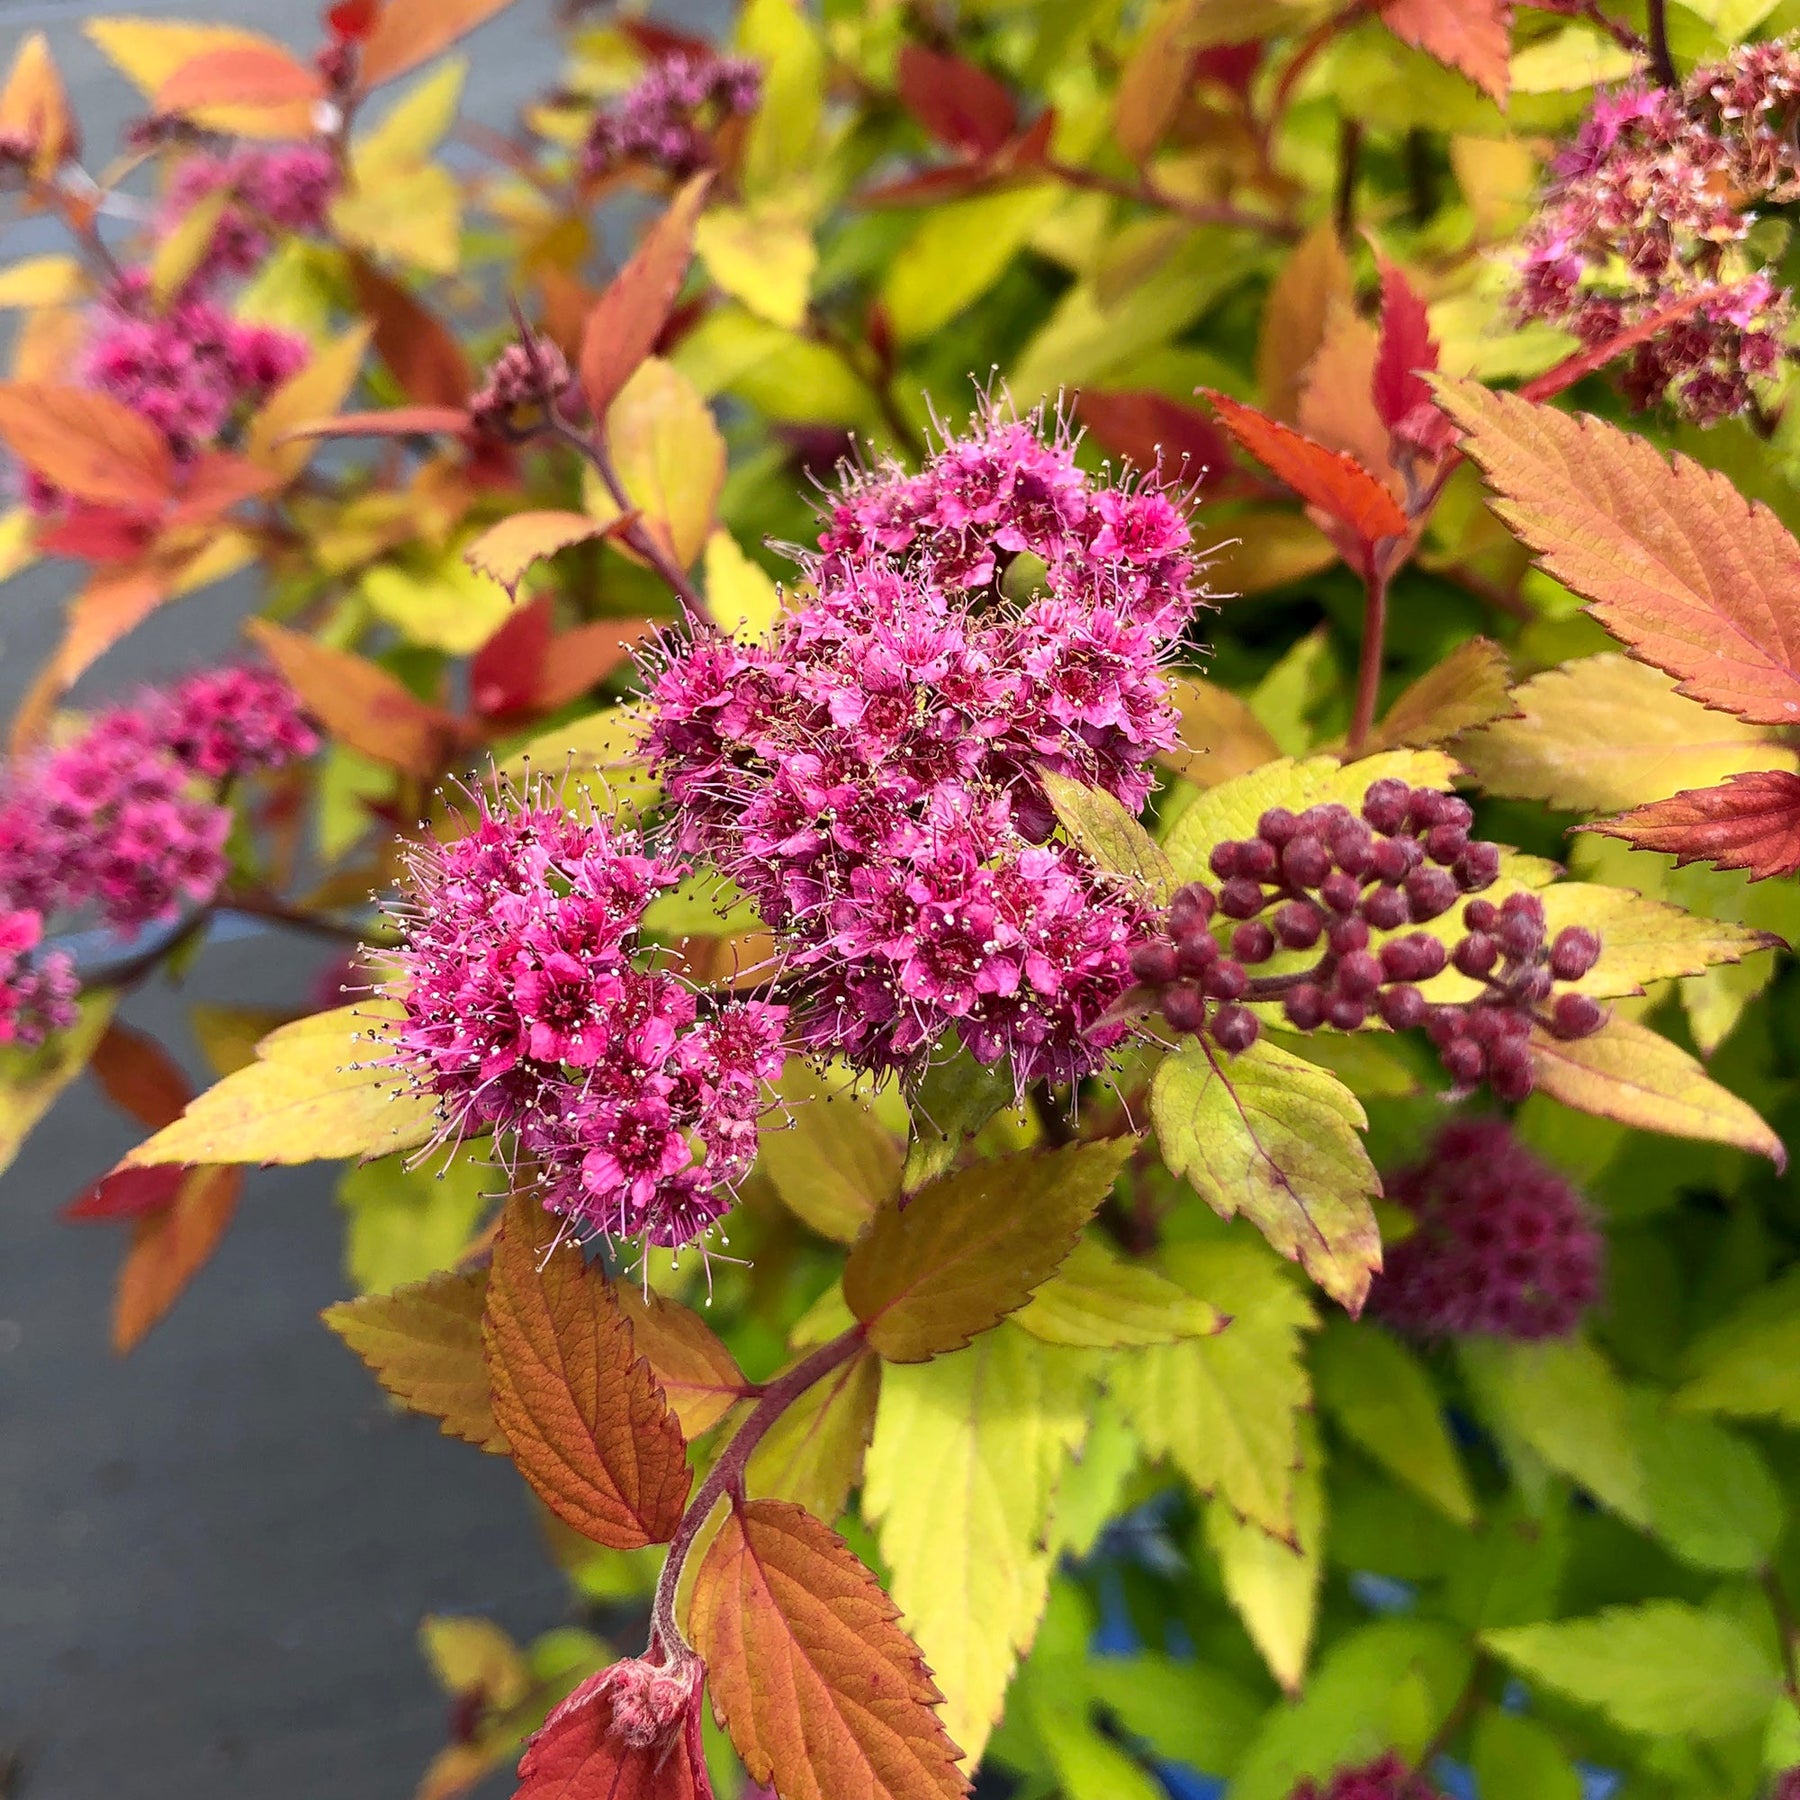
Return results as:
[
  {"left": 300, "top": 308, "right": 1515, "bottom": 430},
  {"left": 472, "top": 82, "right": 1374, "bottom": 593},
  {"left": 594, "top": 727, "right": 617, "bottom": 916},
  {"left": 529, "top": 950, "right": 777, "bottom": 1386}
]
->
[
  {"left": 1128, "top": 781, "right": 1604, "bottom": 1099},
  {"left": 467, "top": 337, "right": 574, "bottom": 437}
]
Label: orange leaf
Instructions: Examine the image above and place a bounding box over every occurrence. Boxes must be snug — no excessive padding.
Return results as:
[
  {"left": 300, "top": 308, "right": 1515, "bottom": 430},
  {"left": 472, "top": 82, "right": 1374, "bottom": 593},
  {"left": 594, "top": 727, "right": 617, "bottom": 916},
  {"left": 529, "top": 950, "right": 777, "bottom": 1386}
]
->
[
  {"left": 580, "top": 174, "right": 712, "bottom": 421},
  {"left": 91, "top": 1021, "right": 191, "bottom": 1131},
  {"left": 348, "top": 258, "right": 473, "bottom": 408},
  {"left": 1256, "top": 222, "right": 1351, "bottom": 426},
  {"left": 534, "top": 619, "right": 656, "bottom": 713},
  {"left": 0, "top": 33, "right": 78, "bottom": 176},
  {"left": 463, "top": 509, "right": 610, "bottom": 601},
  {"left": 166, "top": 451, "right": 279, "bottom": 527},
  {"left": 113, "top": 1166, "right": 242, "bottom": 1354},
  {"left": 277, "top": 405, "right": 470, "bottom": 443},
  {"left": 1588, "top": 770, "right": 1800, "bottom": 881},
  {"left": 0, "top": 383, "right": 172, "bottom": 509},
  {"left": 616, "top": 1285, "right": 753, "bottom": 1437},
  {"left": 1203, "top": 389, "right": 1408, "bottom": 550},
  {"left": 1380, "top": 0, "right": 1512, "bottom": 104},
  {"left": 1076, "top": 389, "right": 1241, "bottom": 489},
  {"left": 1297, "top": 300, "right": 1398, "bottom": 496},
  {"left": 688, "top": 1498, "right": 969, "bottom": 1800},
  {"left": 54, "top": 563, "right": 169, "bottom": 691},
  {"left": 154, "top": 44, "right": 322, "bottom": 116},
  {"left": 481, "top": 1192, "right": 691, "bottom": 1549},
  {"left": 246, "top": 618, "right": 464, "bottom": 781},
  {"left": 515, "top": 1668, "right": 708, "bottom": 1800},
  {"left": 358, "top": 0, "right": 524, "bottom": 91},
  {"left": 1437, "top": 382, "right": 1800, "bottom": 728}
]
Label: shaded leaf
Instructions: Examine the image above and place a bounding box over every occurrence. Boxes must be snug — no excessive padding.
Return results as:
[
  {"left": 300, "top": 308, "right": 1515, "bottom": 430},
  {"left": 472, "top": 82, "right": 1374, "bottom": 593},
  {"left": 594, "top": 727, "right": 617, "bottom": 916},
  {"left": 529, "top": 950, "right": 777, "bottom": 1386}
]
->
[
  {"left": 902, "top": 1041, "right": 1016, "bottom": 1193},
  {"left": 1676, "top": 1269, "right": 1800, "bottom": 1428},
  {"left": 1151, "top": 1035, "right": 1382, "bottom": 1315},
  {"left": 1257, "top": 222, "right": 1353, "bottom": 426},
  {"left": 1456, "top": 654, "right": 1794, "bottom": 813},
  {"left": 1483, "top": 1603, "right": 1779, "bottom": 1739},
  {"left": 0, "top": 996, "right": 116, "bottom": 1179},
  {"left": 122, "top": 1001, "right": 440, "bottom": 1169},
  {"left": 1439, "top": 381, "right": 1800, "bottom": 727},
  {"left": 324, "top": 1267, "right": 507, "bottom": 1451},
  {"left": 1369, "top": 637, "right": 1515, "bottom": 750},
  {"left": 113, "top": 1166, "right": 242, "bottom": 1353},
  {"left": 1528, "top": 1014, "right": 1784, "bottom": 1167},
  {"left": 1590, "top": 769, "right": 1800, "bottom": 881},
  {"left": 1380, "top": 0, "right": 1513, "bottom": 103},
  {"left": 689, "top": 1498, "right": 969, "bottom": 1800},
  {"left": 1160, "top": 674, "right": 1284, "bottom": 788},
  {"left": 580, "top": 174, "right": 711, "bottom": 420},
  {"left": 746, "top": 1344, "right": 879, "bottom": 1521},
  {"left": 615, "top": 1285, "right": 751, "bottom": 1437},
  {"left": 760, "top": 1059, "right": 901, "bottom": 1243},
  {"left": 844, "top": 1139, "right": 1137, "bottom": 1362},
  {"left": 0, "top": 382, "right": 172, "bottom": 509},
  {"left": 863, "top": 1324, "right": 1095, "bottom": 1765},
  {"left": 897, "top": 44, "right": 1015, "bottom": 156},
  {"left": 464, "top": 510, "right": 610, "bottom": 601},
  {"left": 1076, "top": 389, "right": 1240, "bottom": 488},
  {"left": 1042, "top": 769, "right": 1175, "bottom": 902},
  {"left": 90, "top": 1020, "right": 189, "bottom": 1129},
  {"left": 348, "top": 258, "right": 473, "bottom": 407},
  {"left": 1298, "top": 301, "right": 1394, "bottom": 495},
  {"left": 1013, "top": 1234, "right": 1224, "bottom": 1348},
  {"left": 481, "top": 1192, "right": 690, "bottom": 1548}
]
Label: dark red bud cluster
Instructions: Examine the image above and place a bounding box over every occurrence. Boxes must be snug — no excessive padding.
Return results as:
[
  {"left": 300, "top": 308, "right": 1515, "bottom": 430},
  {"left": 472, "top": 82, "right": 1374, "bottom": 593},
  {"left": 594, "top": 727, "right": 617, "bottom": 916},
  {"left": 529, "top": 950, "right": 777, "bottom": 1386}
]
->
[
  {"left": 1129, "top": 781, "right": 1605, "bottom": 1098},
  {"left": 468, "top": 337, "right": 575, "bottom": 437}
]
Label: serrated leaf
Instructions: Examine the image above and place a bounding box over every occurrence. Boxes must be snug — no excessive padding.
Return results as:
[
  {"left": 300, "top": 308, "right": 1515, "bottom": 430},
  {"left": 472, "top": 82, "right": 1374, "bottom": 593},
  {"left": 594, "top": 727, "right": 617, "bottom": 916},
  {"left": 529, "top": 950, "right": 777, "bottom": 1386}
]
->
[
  {"left": 1162, "top": 750, "right": 1460, "bottom": 884},
  {"left": 1460, "top": 1336, "right": 1648, "bottom": 1525},
  {"left": 1114, "top": 1237, "right": 1314, "bottom": 1537},
  {"left": 688, "top": 1498, "right": 969, "bottom": 1800},
  {"left": 761, "top": 1059, "right": 901, "bottom": 1242},
  {"left": 481, "top": 1192, "right": 690, "bottom": 1549},
  {"left": 1152, "top": 1036, "right": 1381, "bottom": 1314},
  {"left": 1041, "top": 769, "right": 1175, "bottom": 903},
  {"left": 864, "top": 1324, "right": 1094, "bottom": 1766},
  {"left": 1044, "top": 1394, "right": 1140, "bottom": 1562},
  {"left": 746, "top": 1344, "right": 879, "bottom": 1522},
  {"left": 463, "top": 510, "right": 609, "bottom": 601},
  {"left": 1629, "top": 1390, "right": 1782, "bottom": 1573},
  {"left": 584, "top": 359, "right": 724, "bottom": 570},
  {"left": 1382, "top": 0, "right": 1512, "bottom": 102},
  {"left": 1440, "top": 382, "right": 1800, "bottom": 727},
  {"left": 0, "top": 381, "right": 172, "bottom": 508},
  {"left": 1591, "top": 769, "right": 1800, "bottom": 881},
  {"left": 515, "top": 1669, "right": 707, "bottom": 1800},
  {"left": 1457, "top": 654, "right": 1794, "bottom": 812},
  {"left": 845, "top": 1139, "right": 1136, "bottom": 1362},
  {"left": 324, "top": 1267, "right": 506, "bottom": 1451},
  {"left": 1013, "top": 1234, "right": 1223, "bottom": 1347},
  {"left": 615, "top": 1285, "right": 751, "bottom": 1436},
  {"left": 1676, "top": 1269, "right": 1800, "bottom": 1427},
  {"left": 1528, "top": 1014, "right": 1785, "bottom": 1167},
  {"left": 1483, "top": 1602, "right": 1780, "bottom": 1738},
  {"left": 1314, "top": 1318, "right": 1475, "bottom": 1524},
  {"left": 122, "top": 1001, "right": 439, "bottom": 1169},
  {"left": 1370, "top": 637, "right": 1516, "bottom": 750},
  {"left": 902, "top": 1041, "right": 1016, "bottom": 1193},
  {"left": 1205, "top": 1417, "right": 1326, "bottom": 1691}
]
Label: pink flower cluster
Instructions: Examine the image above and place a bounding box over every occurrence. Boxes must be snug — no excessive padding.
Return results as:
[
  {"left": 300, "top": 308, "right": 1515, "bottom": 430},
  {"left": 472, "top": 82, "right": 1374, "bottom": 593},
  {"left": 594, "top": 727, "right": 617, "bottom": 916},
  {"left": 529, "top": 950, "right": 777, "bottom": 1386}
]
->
[
  {"left": 644, "top": 405, "right": 1203, "bottom": 1086},
  {"left": 1516, "top": 43, "right": 1800, "bottom": 422},
  {"left": 161, "top": 145, "right": 339, "bottom": 288},
  {"left": 1371, "top": 1117, "right": 1602, "bottom": 1341},
  {"left": 381, "top": 778, "right": 787, "bottom": 1249},
  {"left": 1290, "top": 1754, "right": 1443, "bottom": 1800},
  {"left": 0, "top": 663, "right": 316, "bottom": 1045},
  {"left": 581, "top": 51, "right": 762, "bottom": 180}
]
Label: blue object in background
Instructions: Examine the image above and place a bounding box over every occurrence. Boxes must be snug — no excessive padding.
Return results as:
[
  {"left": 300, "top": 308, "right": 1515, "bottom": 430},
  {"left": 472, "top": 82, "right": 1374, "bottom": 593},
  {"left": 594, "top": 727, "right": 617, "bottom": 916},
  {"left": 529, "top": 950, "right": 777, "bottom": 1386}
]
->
[
  {"left": 1154, "top": 1761, "right": 1228, "bottom": 1800},
  {"left": 1348, "top": 1570, "right": 1418, "bottom": 1615}
]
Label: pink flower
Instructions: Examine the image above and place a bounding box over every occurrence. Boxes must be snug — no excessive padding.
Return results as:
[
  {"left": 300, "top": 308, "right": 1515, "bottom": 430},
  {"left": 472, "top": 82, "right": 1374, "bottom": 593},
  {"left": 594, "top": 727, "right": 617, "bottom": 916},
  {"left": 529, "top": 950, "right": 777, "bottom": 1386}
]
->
[
  {"left": 581, "top": 52, "right": 762, "bottom": 180},
  {"left": 1291, "top": 1754, "right": 1445, "bottom": 1800}
]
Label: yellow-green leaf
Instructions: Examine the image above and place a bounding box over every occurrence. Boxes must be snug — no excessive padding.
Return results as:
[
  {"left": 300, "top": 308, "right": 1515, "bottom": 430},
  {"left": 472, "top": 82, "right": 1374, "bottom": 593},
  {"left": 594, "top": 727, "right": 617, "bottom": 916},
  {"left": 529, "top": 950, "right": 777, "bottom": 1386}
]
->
[
  {"left": 901, "top": 1039, "right": 1017, "bottom": 1194},
  {"left": 331, "top": 160, "right": 462, "bottom": 275},
  {"left": 0, "top": 254, "right": 87, "bottom": 309},
  {"left": 745, "top": 1343, "right": 879, "bottom": 1521},
  {"left": 883, "top": 185, "right": 1062, "bottom": 344},
  {"left": 1528, "top": 1014, "right": 1785, "bottom": 1166},
  {"left": 1151, "top": 1035, "right": 1381, "bottom": 1315},
  {"left": 863, "top": 1322, "right": 1097, "bottom": 1766},
  {"left": 498, "top": 705, "right": 659, "bottom": 813},
  {"left": 702, "top": 527, "right": 783, "bottom": 638},
  {"left": 1538, "top": 883, "right": 1781, "bottom": 998},
  {"left": 464, "top": 509, "right": 608, "bottom": 601},
  {"left": 1042, "top": 768, "right": 1176, "bottom": 903},
  {"left": 1161, "top": 673, "right": 1284, "bottom": 788},
  {"left": 122, "top": 1001, "right": 439, "bottom": 1169},
  {"left": 736, "top": 0, "right": 825, "bottom": 200},
  {"left": 695, "top": 203, "right": 816, "bottom": 330},
  {"left": 1457, "top": 654, "right": 1795, "bottom": 813},
  {"left": 85, "top": 18, "right": 317, "bottom": 136},
  {"left": 1369, "top": 637, "right": 1517, "bottom": 751},
  {"left": 243, "top": 323, "right": 372, "bottom": 484},
  {"left": 1675, "top": 1268, "right": 1800, "bottom": 1428},
  {"left": 361, "top": 547, "right": 516, "bottom": 654},
  {"left": 0, "top": 994, "right": 115, "bottom": 1178},
  {"left": 1114, "top": 1236, "right": 1314, "bottom": 1537},
  {"left": 845, "top": 1138, "right": 1137, "bottom": 1363},
  {"left": 760, "top": 1058, "right": 901, "bottom": 1242},
  {"left": 355, "top": 57, "right": 465, "bottom": 174},
  {"left": 1013, "top": 1234, "right": 1224, "bottom": 1348}
]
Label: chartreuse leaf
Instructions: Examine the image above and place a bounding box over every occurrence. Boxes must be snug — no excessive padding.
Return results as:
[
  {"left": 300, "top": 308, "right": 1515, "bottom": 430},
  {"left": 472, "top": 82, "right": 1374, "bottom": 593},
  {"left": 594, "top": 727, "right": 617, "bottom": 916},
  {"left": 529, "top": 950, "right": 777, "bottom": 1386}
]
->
[
  {"left": 688, "top": 1498, "right": 968, "bottom": 1800},
  {"left": 498, "top": 705, "right": 658, "bottom": 814},
  {"left": 1013, "top": 1233, "right": 1223, "bottom": 1347},
  {"left": 1628, "top": 1389, "right": 1783, "bottom": 1572},
  {"left": 1314, "top": 1318, "right": 1476, "bottom": 1525},
  {"left": 462, "top": 511, "right": 609, "bottom": 602},
  {"left": 1114, "top": 1236, "right": 1314, "bottom": 1538},
  {"left": 736, "top": 0, "right": 825, "bottom": 201},
  {"left": 337, "top": 1148, "right": 494, "bottom": 1294},
  {"left": 481, "top": 1192, "right": 690, "bottom": 1549},
  {"left": 1369, "top": 637, "right": 1516, "bottom": 751},
  {"left": 1152, "top": 1035, "right": 1382, "bottom": 1314},
  {"left": 123, "top": 1001, "right": 439, "bottom": 1170},
  {"left": 901, "top": 1038, "right": 1017, "bottom": 1192},
  {"left": 1161, "top": 750, "right": 1460, "bottom": 886},
  {"left": 615, "top": 1286, "right": 752, "bottom": 1438},
  {"left": 1086, "top": 1652, "right": 1263, "bottom": 1778},
  {"left": 1022, "top": 1685, "right": 1164, "bottom": 1800},
  {"left": 1676, "top": 1267, "right": 1800, "bottom": 1426},
  {"left": 0, "top": 993, "right": 114, "bottom": 1178},
  {"left": 883, "top": 184, "right": 1062, "bottom": 344},
  {"left": 761, "top": 1058, "right": 902, "bottom": 1243},
  {"left": 1483, "top": 1602, "right": 1781, "bottom": 1738},
  {"left": 1041, "top": 769, "right": 1176, "bottom": 903},
  {"left": 1043, "top": 1393, "right": 1139, "bottom": 1561},
  {"left": 702, "top": 527, "right": 783, "bottom": 639},
  {"left": 745, "top": 1344, "right": 879, "bottom": 1523},
  {"left": 1161, "top": 672, "right": 1283, "bottom": 788},
  {"left": 1528, "top": 1014, "right": 1786, "bottom": 1167},
  {"left": 695, "top": 202, "right": 816, "bottom": 330},
  {"left": 863, "top": 1322, "right": 1096, "bottom": 1767},
  {"left": 1470, "top": 1710, "right": 1582, "bottom": 1800},
  {"left": 324, "top": 1267, "right": 506, "bottom": 1452},
  {"left": 845, "top": 1139, "right": 1136, "bottom": 1362},
  {"left": 1205, "top": 1415, "right": 1326, "bottom": 1691},
  {"left": 1459, "top": 1336, "right": 1649, "bottom": 1526}
]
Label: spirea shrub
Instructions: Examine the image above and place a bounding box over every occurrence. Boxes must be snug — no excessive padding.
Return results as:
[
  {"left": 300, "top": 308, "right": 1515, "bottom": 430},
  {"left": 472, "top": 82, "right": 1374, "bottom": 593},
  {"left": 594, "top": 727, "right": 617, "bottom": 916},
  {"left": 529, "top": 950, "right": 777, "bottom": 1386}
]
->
[{"left": 5, "top": 3, "right": 1800, "bottom": 1799}]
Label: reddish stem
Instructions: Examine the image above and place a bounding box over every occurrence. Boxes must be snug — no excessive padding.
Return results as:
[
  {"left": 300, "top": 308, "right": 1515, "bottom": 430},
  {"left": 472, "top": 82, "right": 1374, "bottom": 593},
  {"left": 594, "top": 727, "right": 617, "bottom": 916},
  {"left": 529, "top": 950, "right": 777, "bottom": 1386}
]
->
[
  {"left": 1041, "top": 157, "right": 1299, "bottom": 241},
  {"left": 1346, "top": 559, "right": 1392, "bottom": 757}
]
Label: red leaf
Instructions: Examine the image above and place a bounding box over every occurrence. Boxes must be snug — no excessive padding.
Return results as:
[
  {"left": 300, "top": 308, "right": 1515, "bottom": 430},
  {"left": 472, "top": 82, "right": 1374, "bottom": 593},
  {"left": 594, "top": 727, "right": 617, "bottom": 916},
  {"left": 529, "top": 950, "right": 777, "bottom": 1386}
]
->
[
  {"left": 689, "top": 1498, "right": 969, "bottom": 1800},
  {"left": 470, "top": 593, "right": 552, "bottom": 719},
  {"left": 1202, "top": 389, "right": 1409, "bottom": 549},
  {"left": 348, "top": 258, "right": 473, "bottom": 408},
  {"left": 113, "top": 1166, "right": 243, "bottom": 1353},
  {"left": 896, "top": 45, "right": 1016, "bottom": 158},
  {"left": 166, "top": 451, "right": 279, "bottom": 527},
  {"left": 517, "top": 1663, "right": 713, "bottom": 1800},
  {"left": 535, "top": 619, "right": 656, "bottom": 713},
  {"left": 1372, "top": 259, "right": 1438, "bottom": 430},
  {"left": 154, "top": 45, "right": 323, "bottom": 115},
  {"left": 1076, "top": 389, "right": 1241, "bottom": 488},
  {"left": 35, "top": 506, "right": 156, "bottom": 564},
  {"left": 65, "top": 1164, "right": 188, "bottom": 1223},
  {"left": 617, "top": 18, "right": 718, "bottom": 62},
  {"left": 0, "top": 383, "right": 174, "bottom": 510},
  {"left": 276, "top": 405, "right": 470, "bottom": 444},
  {"left": 1590, "top": 770, "right": 1800, "bottom": 881},
  {"left": 326, "top": 0, "right": 381, "bottom": 42},
  {"left": 580, "top": 174, "right": 712, "bottom": 420},
  {"left": 1380, "top": 0, "right": 1513, "bottom": 104},
  {"left": 91, "top": 1021, "right": 191, "bottom": 1129}
]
